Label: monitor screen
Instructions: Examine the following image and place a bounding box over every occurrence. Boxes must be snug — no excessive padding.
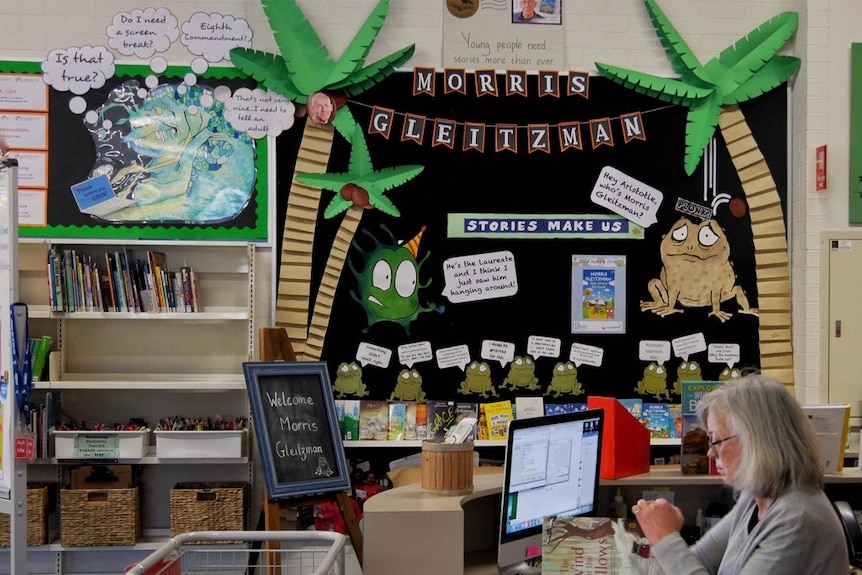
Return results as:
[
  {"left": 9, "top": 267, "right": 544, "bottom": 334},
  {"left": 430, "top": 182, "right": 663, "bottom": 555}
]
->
[{"left": 497, "top": 408, "right": 604, "bottom": 575}]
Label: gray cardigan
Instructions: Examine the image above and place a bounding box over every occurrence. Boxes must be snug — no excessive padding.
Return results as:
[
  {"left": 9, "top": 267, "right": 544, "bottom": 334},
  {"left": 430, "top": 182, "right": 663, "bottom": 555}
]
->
[{"left": 651, "top": 487, "right": 848, "bottom": 574}]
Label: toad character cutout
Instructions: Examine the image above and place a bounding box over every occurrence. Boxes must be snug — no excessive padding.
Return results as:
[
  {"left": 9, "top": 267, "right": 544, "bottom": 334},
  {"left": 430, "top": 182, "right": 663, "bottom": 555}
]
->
[{"left": 640, "top": 217, "right": 758, "bottom": 322}]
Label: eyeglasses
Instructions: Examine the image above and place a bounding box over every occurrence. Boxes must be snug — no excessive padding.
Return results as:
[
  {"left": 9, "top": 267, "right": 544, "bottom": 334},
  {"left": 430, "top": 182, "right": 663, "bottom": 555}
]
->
[{"left": 708, "top": 434, "right": 738, "bottom": 450}]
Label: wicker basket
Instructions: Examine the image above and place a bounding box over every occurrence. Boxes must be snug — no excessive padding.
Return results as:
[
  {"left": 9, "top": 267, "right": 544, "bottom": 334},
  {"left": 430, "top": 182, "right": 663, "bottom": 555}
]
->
[
  {"left": 60, "top": 487, "right": 140, "bottom": 546},
  {"left": 0, "top": 483, "right": 52, "bottom": 546},
  {"left": 170, "top": 482, "right": 248, "bottom": 539}
]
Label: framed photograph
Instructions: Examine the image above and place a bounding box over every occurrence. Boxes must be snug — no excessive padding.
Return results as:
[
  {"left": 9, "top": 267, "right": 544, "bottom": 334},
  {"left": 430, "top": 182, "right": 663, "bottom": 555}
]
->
[{"left": 242, "top": 361, "right": 350, "bottom": 499}]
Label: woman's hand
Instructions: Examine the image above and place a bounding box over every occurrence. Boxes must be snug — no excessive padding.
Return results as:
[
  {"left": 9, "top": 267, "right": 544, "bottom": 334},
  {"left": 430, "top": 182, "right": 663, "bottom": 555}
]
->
[{"left": 631, "top": 498, "right": 685, "bottom": 545}]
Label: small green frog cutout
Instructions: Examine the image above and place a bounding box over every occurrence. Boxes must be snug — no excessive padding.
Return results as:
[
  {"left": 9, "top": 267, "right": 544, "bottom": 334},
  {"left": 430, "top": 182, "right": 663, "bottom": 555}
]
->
[
  {"left": 458, "top": 361, "right": 498, "bottom": 398},
  {"left": 331, "top": 361, "right": 369, "bottom": 398},
  {"left": 671, "top": 360, "right": 702, "bottom": 396},
  {"left": 503, "top": 355, "right": 540, "bottom": 391},
  {"left": 545, "top": 361, "right": 584, "bottom": 398},
  {"left": 634, "top": 362, "right": 671, "bottom": 400},
  {"left": 390, "top": 368, "right": 427, "bottom": 402}
]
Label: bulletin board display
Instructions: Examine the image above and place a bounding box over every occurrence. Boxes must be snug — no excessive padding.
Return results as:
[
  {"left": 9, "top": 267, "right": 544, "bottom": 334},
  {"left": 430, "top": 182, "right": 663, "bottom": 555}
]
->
[
  {"left": 278, "top": 72, "right": 788, "bottom": 403},
  {"left": 0, "top": 60, "right": 267, "bottom": 241}
]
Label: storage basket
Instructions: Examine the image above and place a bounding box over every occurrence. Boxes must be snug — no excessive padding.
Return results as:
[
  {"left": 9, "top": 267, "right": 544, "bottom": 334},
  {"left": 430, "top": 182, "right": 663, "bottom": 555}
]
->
[
  {"left": 170, "top": 482, "right": 249, "bottom": 540},
  {"left": 0, "top": 483, "right": 52, "bottom": 546},
  {"left": 60, "top": 487, "right": 140, "bottom": 546}
]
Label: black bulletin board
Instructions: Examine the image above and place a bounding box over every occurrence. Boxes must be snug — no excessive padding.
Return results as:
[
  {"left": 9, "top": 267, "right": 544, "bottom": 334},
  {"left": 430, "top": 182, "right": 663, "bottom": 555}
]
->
[
  {"left": 277, "top": 72, "right": 788, "bottom": 403},
  {"left": 242, "top": 361, "right": 350, "bottom": 499}
]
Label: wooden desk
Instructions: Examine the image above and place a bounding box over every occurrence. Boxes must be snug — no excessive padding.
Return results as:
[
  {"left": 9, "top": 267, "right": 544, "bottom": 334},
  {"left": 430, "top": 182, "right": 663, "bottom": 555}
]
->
[
  {"left": 362, "top": 466, "right": 862, "bottom": 575},
  {"left": 363, "top": 473, "right": 503, "bottom": 575}
]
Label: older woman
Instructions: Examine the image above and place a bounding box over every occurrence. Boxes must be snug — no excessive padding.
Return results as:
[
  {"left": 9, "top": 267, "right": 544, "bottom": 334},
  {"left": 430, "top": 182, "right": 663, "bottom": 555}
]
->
[{"left": 631, "top": 373, "right": 848, "bottom": 574}]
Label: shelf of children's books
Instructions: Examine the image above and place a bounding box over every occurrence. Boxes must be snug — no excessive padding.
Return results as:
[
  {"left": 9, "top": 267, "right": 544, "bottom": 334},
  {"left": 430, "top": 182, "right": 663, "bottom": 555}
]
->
[{"left": 47, "top": 308, "right": 248, "bottom": 320}]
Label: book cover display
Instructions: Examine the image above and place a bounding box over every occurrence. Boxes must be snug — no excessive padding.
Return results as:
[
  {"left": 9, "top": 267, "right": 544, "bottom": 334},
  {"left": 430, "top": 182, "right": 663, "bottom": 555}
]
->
[
  {"left": 680, "top": 381, "right": 724, "bottom": 475},
  {"left": 359, "top": 400, "right": 389, "bottom": 440},
  {"left": 482, "top": 400, "right": 514, "bottom": 440}
]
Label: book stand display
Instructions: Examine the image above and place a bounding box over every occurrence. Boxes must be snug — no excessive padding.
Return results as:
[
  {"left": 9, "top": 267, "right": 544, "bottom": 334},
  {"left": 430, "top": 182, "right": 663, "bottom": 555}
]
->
[{"left": 257, "top": 328, "right": 364, "bottom": 572}]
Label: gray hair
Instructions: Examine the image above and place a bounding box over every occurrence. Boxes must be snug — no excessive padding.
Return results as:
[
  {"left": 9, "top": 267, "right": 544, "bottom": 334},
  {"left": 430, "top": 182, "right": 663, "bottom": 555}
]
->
[{"left": 696, "top": 373, "right": 824, "bottom": 497}]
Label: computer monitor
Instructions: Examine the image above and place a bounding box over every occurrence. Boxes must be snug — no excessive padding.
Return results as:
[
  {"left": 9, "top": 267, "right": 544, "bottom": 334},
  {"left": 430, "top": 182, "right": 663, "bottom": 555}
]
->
[{"left": 497, "top": 408, "right": 604, "bottom": 575}]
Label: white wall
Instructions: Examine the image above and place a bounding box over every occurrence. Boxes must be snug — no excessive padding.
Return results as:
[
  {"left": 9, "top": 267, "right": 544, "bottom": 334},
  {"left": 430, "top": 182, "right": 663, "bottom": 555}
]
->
[{"left": 7, "top": 0, "right": 862, "bottom": 402}]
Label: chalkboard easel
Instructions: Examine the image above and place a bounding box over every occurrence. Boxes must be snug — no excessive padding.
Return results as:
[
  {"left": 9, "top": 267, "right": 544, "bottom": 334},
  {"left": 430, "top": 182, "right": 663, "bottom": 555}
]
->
[{"left": 256, "top": 328, "right": 363, "bottom": 571}]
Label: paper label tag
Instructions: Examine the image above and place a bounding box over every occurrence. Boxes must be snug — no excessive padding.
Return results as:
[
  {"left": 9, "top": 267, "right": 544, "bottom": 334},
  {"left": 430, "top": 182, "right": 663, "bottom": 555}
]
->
[{"left": 74, "top": 434, "right": 119, "bottom": 458}]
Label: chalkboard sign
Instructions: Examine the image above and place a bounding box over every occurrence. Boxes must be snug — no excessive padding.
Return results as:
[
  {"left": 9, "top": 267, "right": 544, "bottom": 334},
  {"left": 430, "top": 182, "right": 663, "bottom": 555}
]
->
[{"left": 243, "top": 361, "right": 350, "bottom": 499}]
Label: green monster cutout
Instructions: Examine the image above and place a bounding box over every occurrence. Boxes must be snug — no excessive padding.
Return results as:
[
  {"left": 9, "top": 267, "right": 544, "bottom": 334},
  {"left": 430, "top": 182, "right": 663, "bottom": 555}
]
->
[
  {"left": 391, "top": 368, "right": 427, "bottom": 402},
  {"left": 458, "top": 361, "right": 498, "bottom": 398},
  {"left": 348, "top": 225, "right": 442, "bottom": 333},
  {"left": 332, "top": 361, "right": 369, "bottom": 398},
  {"left": 503, "top": 355, "right": 540, "bottom": 391},
  {"left": 545, "top": 361, "right": 584, "bottom": 398},
  {"left": 718, "top": 366, "right": 742, "bottom": 381},
  {"left": 634, "top": 362, "right": 670, "bottom": 400},
  {"left": 672, "top": 360, "right": 702, "bottom": 395}
]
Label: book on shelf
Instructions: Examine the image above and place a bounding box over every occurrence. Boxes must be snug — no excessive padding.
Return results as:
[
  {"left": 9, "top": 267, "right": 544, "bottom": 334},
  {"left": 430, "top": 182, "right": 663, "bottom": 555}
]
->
[
  {"left": 31, "top": 336, "right": 52, "bottom": 382},
  {"left": 514, "top": 396, "right": 544, "bottom": 420},
  {"left": 426, "top": 400, "right": 458, "bottom": 440},
  {"left": 544, "top": 402, "right": 587, "bottom": 415},
  {"left": 403, "top": 401, "right": 418, "bottom": 440},
  {"left": 801, "top": 404, "right": 851, "bottom": 473},
  {"left": 681, "top": 380, "right": 724, "bottom": 475},
  {"left": 387, "top": 402, "right": 407, "bottom": 441},
  {"left": 642, "top": 403, "right": 671, "bottom": 439},
  {"left": 359, "top": 400, "right": 389, "bottom": 440},
  {"left": 482, "top": 399, "right": 513, "bottom": 441},
  {"left": 341, "top": 399, "right": 360, "bottom": 441},
  {"left": 414, "top": 402, "right": 428, "bottom": 440},
  {"left": 454, "top": 401, "right": 478, "bottom": 441},
  {"left": 668, "top": 403, "right": 682, "bottom": 439},
  {"left": 617, "top": 398, "right": 644, "bottom": 423}
]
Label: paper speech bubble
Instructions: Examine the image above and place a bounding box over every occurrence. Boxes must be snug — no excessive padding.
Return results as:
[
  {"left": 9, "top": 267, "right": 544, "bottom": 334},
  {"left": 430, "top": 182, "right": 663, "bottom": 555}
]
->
[
  {"left": 225, "top": 87, "right": 296, "bottom": 138},
  {"left": 481, "top": 340, "right": 515, "bottom": 367},
  {"left": 442, "top": 251, "right": 517, "bottom": 303},
  {"left": 398, "top": 341, "right": 433, "bottom": 369},
  {"left": 569, "top": 342, "right": 603, "bottom": 368},
  {"left": 708, "top": 343, "right": 740, "bottom": 367},
  {"left": 107, "top": 8, "right": 179, "bottom": 59},
  {"left": 356, "top": 342, "right": 392, "bottom": 369},
  {"left": 590, "top": 166, "right": 662, "bottom": 228},
  {"left": 436, "top": 344, "right": 471, "bottom": 371},
  {"left": 672, "top": 333, "right": 707, "bottom": 362},
  {"left": 181, "top": 12, "right": 253, "bottom": 63},
  {"left": 527, "top": 335, "right": 561, "bottom": 360},
  {"left": 41, "top": 46, "right": 115, "bottom": 96},
  {"left": 638, "top": 340, "right": 671, "bottom": 364}
]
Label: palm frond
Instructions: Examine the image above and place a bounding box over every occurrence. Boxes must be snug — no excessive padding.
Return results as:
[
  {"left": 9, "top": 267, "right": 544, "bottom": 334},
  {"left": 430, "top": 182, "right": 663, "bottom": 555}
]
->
[
  {"left": 295, "top": 172, "right": 352, "bottom": 190},
  {"left": 369, "top": 193, "right": 399, "bottom": 217},
  {"left": 643, "top": 0, "right": 707, "bottom": 84},
  {"left": 721, "top": 56, "right": 800, "bottom": 105},
  {"left": 325, "top": 0, "right": 391, "bottom": 86},
  {"left": 229, "top": 49, "right": 304, "bottom": 100},
  {"left": 262, "top": 0, "right": 334, "bottom": 94},
  {"left": 595, "top": 64, "right": 712, "bottom": 105},
  {"left": 346, "top": 124, "right": 374, "bottom": 177},
  {"left": 369, "top": 165, "right": 425, "bottom": 191},
  {"left": 683, "top": 95, "right": 722, "bottom": 176},
  {"left": 323, "top": 196, "right": 353, "bottom": 219},
  {"left": 329, "top": 45, "right": 417, "bottom": 95},
  {"left": 715, "top": 12, "right": 798, "bottom": 72}
]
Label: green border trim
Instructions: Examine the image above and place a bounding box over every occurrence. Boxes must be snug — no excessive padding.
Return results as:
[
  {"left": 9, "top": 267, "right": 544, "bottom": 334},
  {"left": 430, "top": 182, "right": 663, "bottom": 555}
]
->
[{"left": 2, "top": 60, "right": 268, "bottom": 241}]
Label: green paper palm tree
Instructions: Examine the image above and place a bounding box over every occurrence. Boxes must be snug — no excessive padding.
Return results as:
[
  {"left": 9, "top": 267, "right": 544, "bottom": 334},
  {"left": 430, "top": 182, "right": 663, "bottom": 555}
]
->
[
  {"left": 595, "top": 0, "right": 799, "bottom": 386},
  {"left": 230, "top": 0, "right": 416, "bottom": 359},
  {"left": 295, "top": 125, "right": 424, "bottom": 357}
]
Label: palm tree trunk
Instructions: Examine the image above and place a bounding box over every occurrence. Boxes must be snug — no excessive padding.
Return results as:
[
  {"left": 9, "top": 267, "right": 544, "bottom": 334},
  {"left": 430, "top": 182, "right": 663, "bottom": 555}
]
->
[
  {"left": 718, "top": 104, "right": 794, "bottom": 390},
  {"left": 302, "top": 205, "right": 365, "bottom": 361},
  {"left": 275, "top": 122, "right": 334, "bottom": 358}
]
